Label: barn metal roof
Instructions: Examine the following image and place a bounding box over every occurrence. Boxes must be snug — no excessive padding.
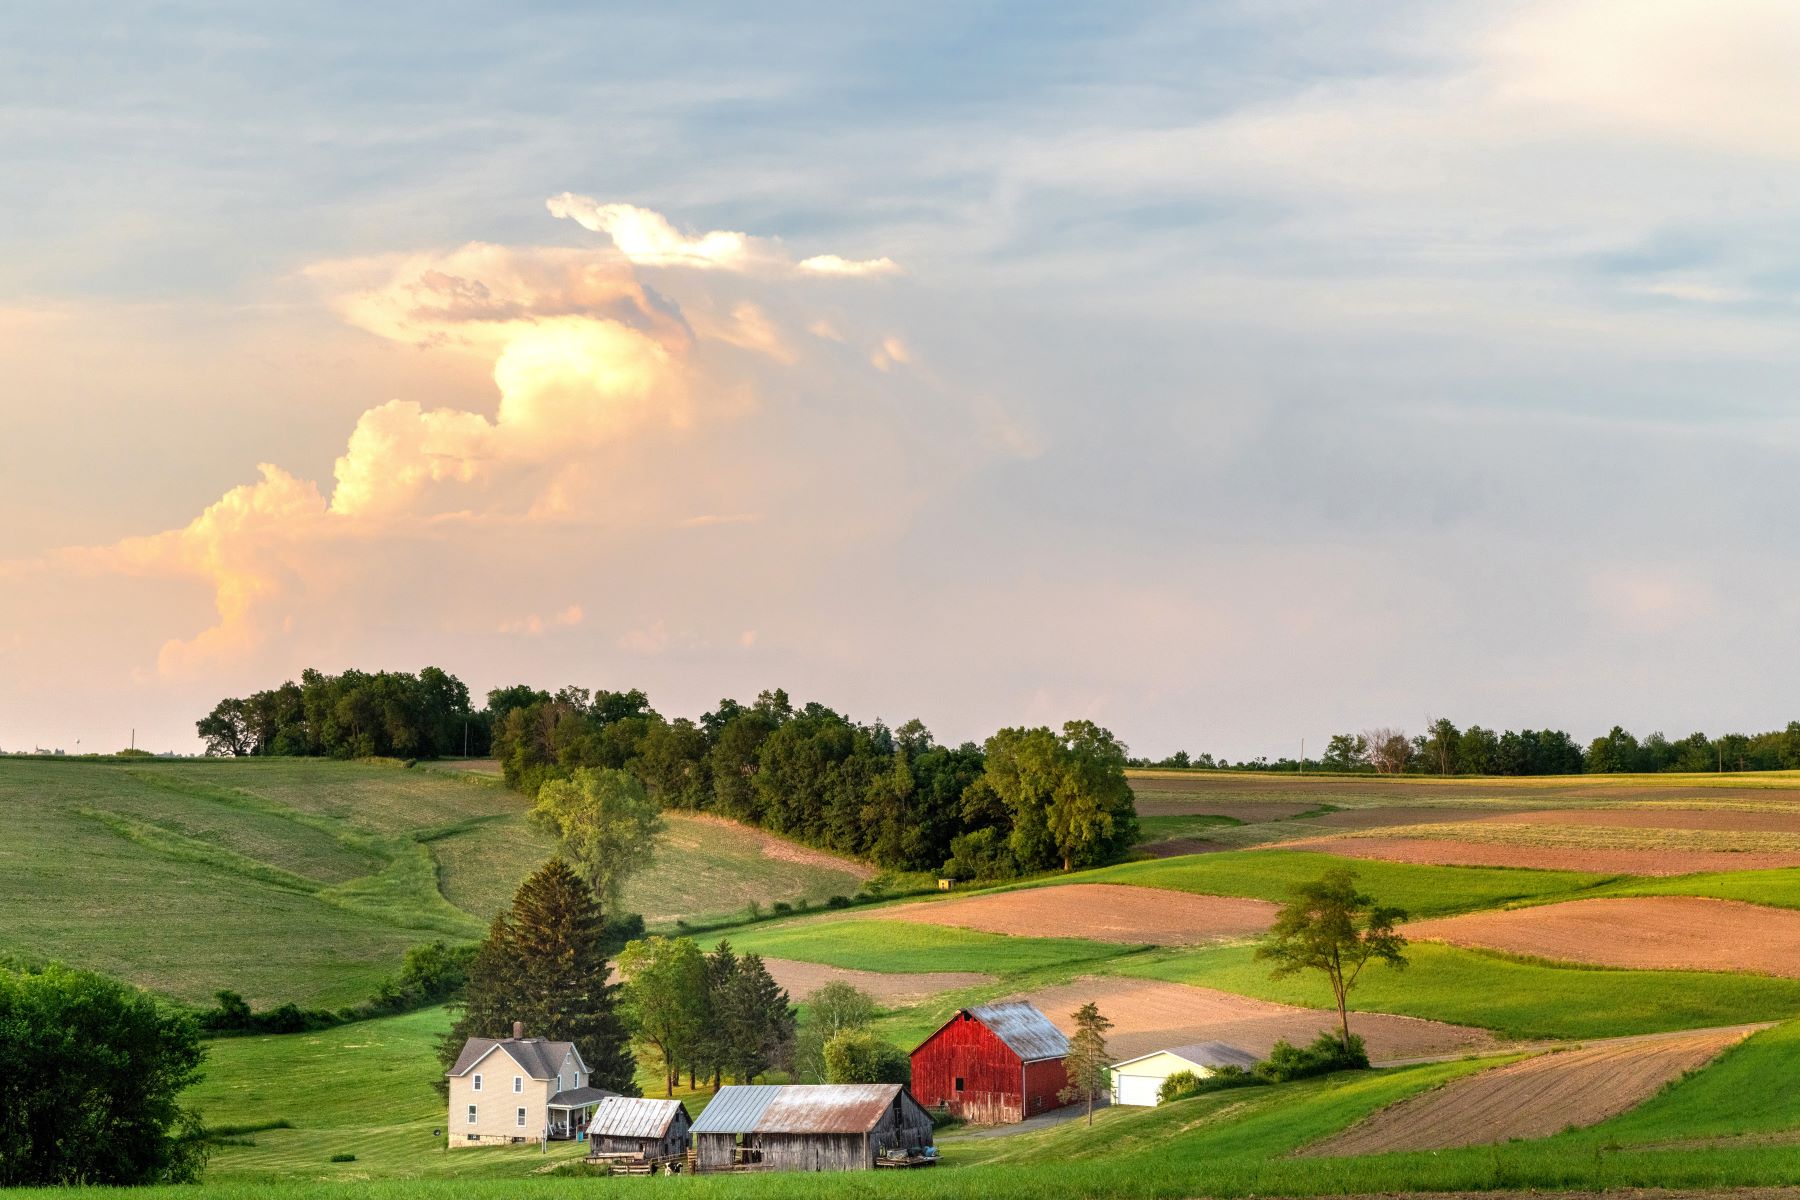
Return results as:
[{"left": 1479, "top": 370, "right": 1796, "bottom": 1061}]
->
[
  {"left": 690, "top": 1085, "right": 784, "bottom": 1134},
  {"left": 690, "top": 1085, "right": 905, "bottom": 1136},
  {"left": 967, "top": 1001, "right": 1070, "bottom": 1062},
  {"left": 587, "top": 1097, "right": 688, "bottom": 1139}
]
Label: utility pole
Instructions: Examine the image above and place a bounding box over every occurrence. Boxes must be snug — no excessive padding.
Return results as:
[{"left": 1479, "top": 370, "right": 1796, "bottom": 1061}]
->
[{"left": 1298, "top": 737, "right": 1304, "bottom": 775}]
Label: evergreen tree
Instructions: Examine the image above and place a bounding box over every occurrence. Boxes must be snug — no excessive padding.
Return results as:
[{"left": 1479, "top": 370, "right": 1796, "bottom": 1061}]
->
[
  {"left": 1057, "top": 1001, "right": 1114, "bottom": 1126},
  {"left": 699, "top": 941, "right": 740, "bottom": 1089},
  {"left": 440, "top": 859, "right": 637, "bottom": 1094},
  {"left": 715, "top": 953, "right": 796, "bottom": 1083}
]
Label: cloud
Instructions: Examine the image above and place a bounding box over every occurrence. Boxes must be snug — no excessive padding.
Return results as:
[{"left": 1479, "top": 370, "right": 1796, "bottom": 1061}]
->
[
  {"left": 547, "top": 192, "right": 904, "bottom": 278},
  {"left": 18, "top": 196, "right": 922, "bottom": 683},
  {"left": 797, "top": 254, "right": 901, "bottom": 277},
  {"left": 870, "top": 335, "right": 911, "bottom": 372},
  {"left": 499, "top": 604, "right": 583, "bottom": 636}
]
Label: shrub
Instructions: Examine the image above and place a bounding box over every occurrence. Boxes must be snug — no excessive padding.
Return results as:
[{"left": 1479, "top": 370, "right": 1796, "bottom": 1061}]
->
[
  {"left": 1158, "top": 1069, "right": 1201, "bottom": 1103},
  {"left": 823, "top": 1030, "right": 910, "bottom": 1084},
  {"left": 826, "top": 895, "right": 853, "bottom": 909},
  {"left": 1158, "top": 1064, "right": 1260, "bottom": 1103},
  {"left": 329, "top": 1153, "right": 357, "bottom": 1163},
  {"left": 771, "top": 901, "right": 793, "bottom": 915},
  {"left": 1255, "top": 1032, "right": 1369, "bottom": 1083}
]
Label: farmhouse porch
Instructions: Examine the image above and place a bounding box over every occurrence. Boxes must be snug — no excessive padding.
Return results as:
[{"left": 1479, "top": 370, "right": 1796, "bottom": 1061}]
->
[{"left": 547, "top": 1087, "right": 613, "bottom": 1140}]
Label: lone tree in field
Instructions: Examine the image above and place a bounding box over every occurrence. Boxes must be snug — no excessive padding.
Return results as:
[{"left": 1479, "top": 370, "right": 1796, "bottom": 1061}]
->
[
  {"left": 1256, "top": 867, "right": 1407, "bottom": 1049},
  {"left": 532, "top": 766, "right": 664, "bottom": 914},
  {"left": 442, "top": 858, "right": 638, "bottom": 1094},
  {"left": 1057, "top": 1001, "right": 1115, "bottom": 1126}
]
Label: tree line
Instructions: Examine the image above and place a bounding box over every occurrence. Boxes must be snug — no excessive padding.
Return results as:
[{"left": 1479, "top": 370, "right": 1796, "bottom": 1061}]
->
[
  {"left": 1139, "top": 717, "right": 1800, "bottom": 776},
  {"left": 200, "top": 673, "right": 1140, "bottom": 881}
]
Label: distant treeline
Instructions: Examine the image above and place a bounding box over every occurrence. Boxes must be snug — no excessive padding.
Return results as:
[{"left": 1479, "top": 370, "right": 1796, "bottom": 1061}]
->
[
  {"left": 1139, "top": 718, "right": 1800, "bottom": 776},
  {"left": 198, "top": 670, "right": 1138, "bottom": 879}
]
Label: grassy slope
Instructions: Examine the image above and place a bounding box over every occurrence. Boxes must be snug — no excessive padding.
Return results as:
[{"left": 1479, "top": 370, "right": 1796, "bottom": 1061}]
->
[
  {"left": 724, "top": 918, "right": 1135, "bottom": 975},
  {"left": 1127, "top": 941, "right": 1800, "bottom": 1039},
  {"left": 0, "top": 757, "right": 878, "bottom": 1007}
]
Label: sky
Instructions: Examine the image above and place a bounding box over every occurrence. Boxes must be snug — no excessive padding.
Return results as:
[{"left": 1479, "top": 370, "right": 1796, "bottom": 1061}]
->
[{"left": 5, "top": 0, "right": 1800, "bottom": 759}]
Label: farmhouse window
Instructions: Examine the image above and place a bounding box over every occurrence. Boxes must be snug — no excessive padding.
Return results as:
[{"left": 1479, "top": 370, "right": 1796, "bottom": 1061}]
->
[
  {"left": 516, "top": 1108, "right": 527, "bottom": 1127},
  {"left": 513, "top": 1076, "right": 523, "bottom": 1092},
  {"left": 466, "top": 1105, "right": 477, "bottom": 1124},
  {"left": 473, "top": 1074, "right": 482, "bottom": 1091},
  {"left": 573, "top": 1071, "right": 580, "bottom": 1087},
  {"left": 954, "top": 1077, "right": 964, "bottom": 1092}
]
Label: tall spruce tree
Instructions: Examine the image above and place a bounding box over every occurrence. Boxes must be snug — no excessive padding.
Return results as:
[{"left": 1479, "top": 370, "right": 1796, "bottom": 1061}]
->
[
  {"left": 1057, "top": 1001, "right": 1114, "bottom": 1126},
  {"left": 440, "top": 859, "right": 637, "bottom": 1094},
  {"left": 715, "top": 952, "right": 796, "bottom": 1083}
]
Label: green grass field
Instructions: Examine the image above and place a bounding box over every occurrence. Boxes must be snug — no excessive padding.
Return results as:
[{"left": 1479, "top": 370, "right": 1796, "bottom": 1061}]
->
[
  {"left": 724, "top": 918, "right": 1135, "bottom": 976},
  {"left": 1126, "top": 940, "right": 1800, "bottom": 1039},
  {"left": 1076, "top": 848, "right": 1612, "bottom": 917},
  {"left": 0, "top": 757, "right": 879, "bottom": 1007}
]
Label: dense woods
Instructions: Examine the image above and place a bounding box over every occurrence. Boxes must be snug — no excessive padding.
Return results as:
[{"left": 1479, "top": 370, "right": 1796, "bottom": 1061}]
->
[
  {"left": 1144, "top": 717, "right": 1800, "bottom": 776},
  {"left": 199, "top": 672, "right": 1139, "bottom": 880}
]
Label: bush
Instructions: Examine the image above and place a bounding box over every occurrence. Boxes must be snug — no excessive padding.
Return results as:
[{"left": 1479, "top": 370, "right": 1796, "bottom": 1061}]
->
[
  {"left": 201, "top": 939, "right": 484, "bottom": 1036},
  {"left": 1255, "top": 1032, "right": 1369, "bottom": 1083},
  {"left": 826, "top": 895, "right": 853, "bottom": 909},
  {"left": 1158, "top": 1064, "right": 1259, "bottom": 1103},
  {"left": 329, "top": 1153, "right": 357, "bottom": 1163},
  {"left": 771, "top": 901, "right": 793, "bottom": 915},
  {"left": 823, "top": 1029, "right": 911, "bottom": 1084}
]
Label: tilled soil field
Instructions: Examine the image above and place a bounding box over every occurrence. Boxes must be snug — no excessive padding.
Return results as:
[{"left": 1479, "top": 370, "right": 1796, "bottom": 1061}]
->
[
  {"left": 1408, "top": 896, "right": 1800, "bottom": 976},
  {"left": 1280, "top": 834, "right": 1800, "bottom": 876},
  {"left": 1492, "top": 807, "right": 1800, "bottom": 833},
  {"left": 758, "top": 958, "right": 993, "bottom": 1004},
  {"left": 872, "top": 883, "right": 1279, "bottom": 945},
  {"left": 1012, "top": 976, "right": 1495, "bottom": 1062},
  {"left": 1307, "top": 1027, "right": 1756, "bottom": 1155}
]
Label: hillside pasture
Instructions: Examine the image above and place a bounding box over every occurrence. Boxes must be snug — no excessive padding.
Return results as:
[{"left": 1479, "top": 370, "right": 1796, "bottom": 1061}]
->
[
  {"left": 1308, "top": 1026, "right": 1759, "bottom": 1155},
  {"left": 1011, "top": 974, "right": 1494, "bottom": 1061},
  {"left": 1127, "top": 940, "right": 1800, "bottom": 1040},
  {"left": 864, "top": 884, "right": 1279, "bottom": 945},
  {"left": 723, "top": 917, "right": 1135, "bottom": 976},
  {"left": 1408, "top": 896, "right": 1800, "bottom": 977}
]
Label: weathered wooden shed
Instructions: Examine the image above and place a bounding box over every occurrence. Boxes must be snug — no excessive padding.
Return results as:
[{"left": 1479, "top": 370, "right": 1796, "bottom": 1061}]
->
[
  {"left": 585, "top": 1096, "right": 692, "bottom": 1162},
  {"left": 909, "top": 1000, "right": 1071, "bottom": 1124},
  {"left": 689, "top": 1084, "right": 934, "bottom": 1172}
]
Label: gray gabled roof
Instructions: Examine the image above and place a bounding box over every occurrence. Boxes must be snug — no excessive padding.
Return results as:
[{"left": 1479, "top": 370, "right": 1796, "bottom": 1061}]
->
[
  {"left": 1114, "top": 1041, "right": 1259, "bottom": 1072},
  {"left": 967, "top": 1002, "right": 1070, "bottom": 1062},
  {"left": 588, "top": 1097, "right": 690, "bottom": 1139},
  {"left": 690, "top": 1084, "right": 784, "bottom": 1135},
  {"left": 448, "top": 1036, "right": 584, "bottom": 1080},
  {"left": 549, "top": 1086, "right": 618, "bottom": 1108}
]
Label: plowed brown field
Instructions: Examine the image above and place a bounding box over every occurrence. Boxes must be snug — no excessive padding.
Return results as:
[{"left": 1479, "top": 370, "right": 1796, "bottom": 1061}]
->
[
  {"left": 872, "top": 884, "right": 1278, "bottom": 945},
  {"left": 1281, "top": 834, "right": 1800, "bottom": 875},
  {"left": 759, "top": 958, "right": 992, "bottom": 1004},
  {"left": 1308, "top": 1027, "right": 1756, "bottom": 1154},
  {"left": 1493, "top": 807, "right": 1800, "bottom": 833},
  {"left": 1408, "top": 896, "right": 1800, "bottom": 976},
  {"left": 1012, "top": 976, "right": 1494, "bottom": 1062}
]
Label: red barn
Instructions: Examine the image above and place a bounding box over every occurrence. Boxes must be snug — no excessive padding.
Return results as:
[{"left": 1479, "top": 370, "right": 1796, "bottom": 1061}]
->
[{"left": 909, "top": 1001, "right": 1070, "bottom": 1124}]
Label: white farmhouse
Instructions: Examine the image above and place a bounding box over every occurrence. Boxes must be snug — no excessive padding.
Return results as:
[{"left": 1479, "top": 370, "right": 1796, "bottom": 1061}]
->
[{"left": 446, "top": 1022, "right": 615, "bottom": 1146}]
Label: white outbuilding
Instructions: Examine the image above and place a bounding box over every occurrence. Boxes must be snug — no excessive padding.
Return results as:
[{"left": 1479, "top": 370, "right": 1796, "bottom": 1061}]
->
[{"left": 1108, "top": 1041, "right": 1259, "bottom": 1107}]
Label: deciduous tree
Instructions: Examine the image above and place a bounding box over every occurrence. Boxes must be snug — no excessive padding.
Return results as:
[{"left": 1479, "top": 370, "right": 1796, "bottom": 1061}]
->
[
  {"left": 1255, "top": 868, "right": 1407, "bottom": 1049},
  {"left": 616, "top": 936, "right": 708, "bottom": 1096},
  {"left": 532, "top": 767, "right": 664, "bottom": 913}
]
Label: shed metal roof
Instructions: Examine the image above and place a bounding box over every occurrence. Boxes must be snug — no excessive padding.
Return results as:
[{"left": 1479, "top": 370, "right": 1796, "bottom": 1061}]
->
[
  {"left": 690, "top": 1085, "right": 907, "bottom": 1136},
  {"left": 967, "top": 1001, "right": 1070, "bottom": 1062},
  {"left": 587, "top": 1097, "right": 689, "bottom": 1139},
  {"left": 689, "top": 1085, "right": 783, "bottom": 1135},
  {"left": 756, "top": 1084, "right": 902, "bottom": 1134}
]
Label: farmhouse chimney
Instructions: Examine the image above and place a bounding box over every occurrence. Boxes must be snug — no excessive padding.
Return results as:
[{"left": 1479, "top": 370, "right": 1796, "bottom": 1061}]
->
[{"left": 512, "top": 1020, "right": 523, "bottom": 1039}]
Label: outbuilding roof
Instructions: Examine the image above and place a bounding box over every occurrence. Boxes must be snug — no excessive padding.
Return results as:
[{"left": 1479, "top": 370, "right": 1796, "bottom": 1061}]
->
[
  {"left": 966, "top": 1001, "right": 1071, "bottom": 1062},
  {"left": 689, "top": 1084, "right": 783, "bottom": 1135},
  {"left": 690, "top": 1084, "right": 909, "bottom": 1136},
  {"left": 447, "top": 1036, "right": 583, "bottom": 1080},
  {"left": 587, "top": 1096, "right": 689, "bottom": 1139},
  {"left": 1113, "top": 1041, "right": 1259, "bottom": 1072}
]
